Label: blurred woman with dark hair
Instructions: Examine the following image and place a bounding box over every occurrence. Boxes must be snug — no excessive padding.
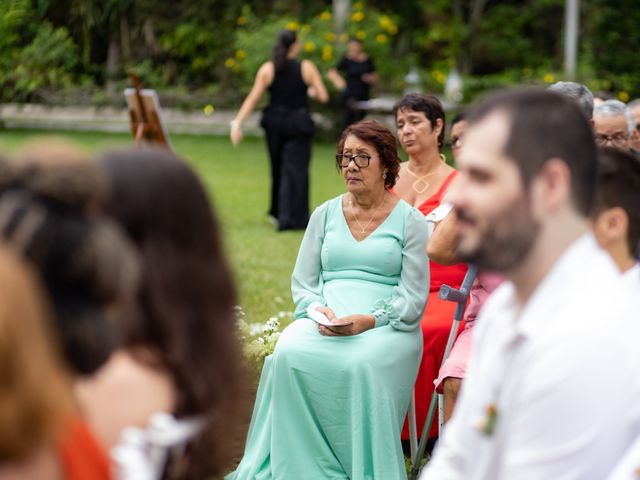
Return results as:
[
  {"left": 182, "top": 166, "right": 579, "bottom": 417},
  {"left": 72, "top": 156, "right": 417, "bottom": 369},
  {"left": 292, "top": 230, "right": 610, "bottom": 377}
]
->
[
  {"left": 230, "top": 29, "right": 329, "bottom": 230},
  {"left": 78, "top": 148, "right": 248, "bottom": 479}
]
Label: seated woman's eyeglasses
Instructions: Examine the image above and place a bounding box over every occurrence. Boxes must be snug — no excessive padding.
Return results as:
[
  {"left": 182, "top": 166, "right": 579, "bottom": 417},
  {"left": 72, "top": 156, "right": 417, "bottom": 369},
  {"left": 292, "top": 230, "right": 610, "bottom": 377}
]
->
[
  {"left": 447, "top": 136, "right": 464, "bottom": 148},
  {"left": 595, "top": 133, "right": 628, "bottom": 146},
  {"left": 336, "top": 153, "right": 371, "bottom": 168}
]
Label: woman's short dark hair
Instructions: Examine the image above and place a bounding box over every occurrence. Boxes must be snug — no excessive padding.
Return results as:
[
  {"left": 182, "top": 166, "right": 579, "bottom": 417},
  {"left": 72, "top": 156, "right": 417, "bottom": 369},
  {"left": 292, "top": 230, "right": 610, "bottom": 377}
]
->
[
  {"left": 97, "top": 148, "right": 248, "bottom": 479},
  {"left": 337, "top": 119, "right": 401, "bottom": 189},
  {"left": 393, "top": 93, "right": 446, "bottom": 148},
  {"left": 272, "top": 29, "right": 297, "bottom": 71},
  {"left": 0, "top": 142, "right": 138, "bottom": 376}
]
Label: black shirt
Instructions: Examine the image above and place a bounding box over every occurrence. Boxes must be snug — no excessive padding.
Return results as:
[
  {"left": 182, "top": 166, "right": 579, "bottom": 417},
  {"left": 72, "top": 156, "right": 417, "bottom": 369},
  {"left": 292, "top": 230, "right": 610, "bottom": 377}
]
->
[
  {"left": 336, "top": 56, "right": 376, "bottom": 101},
  {"left": 268, "top": 59, "right": 309, "bottom": 110}
]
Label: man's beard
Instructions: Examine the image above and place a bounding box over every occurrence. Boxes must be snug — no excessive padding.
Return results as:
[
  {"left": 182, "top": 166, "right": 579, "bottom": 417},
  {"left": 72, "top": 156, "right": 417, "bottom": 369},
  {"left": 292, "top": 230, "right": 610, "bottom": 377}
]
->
[{"left": 456, "top": 193, "right": 541, "bottom": 273}]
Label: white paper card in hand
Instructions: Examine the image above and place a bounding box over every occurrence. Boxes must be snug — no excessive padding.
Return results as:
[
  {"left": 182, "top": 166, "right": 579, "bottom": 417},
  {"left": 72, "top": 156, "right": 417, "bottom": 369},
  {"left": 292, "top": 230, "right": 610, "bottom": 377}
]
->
[{"left": 306, "top": 304, "right": 354, "bottom": 327}]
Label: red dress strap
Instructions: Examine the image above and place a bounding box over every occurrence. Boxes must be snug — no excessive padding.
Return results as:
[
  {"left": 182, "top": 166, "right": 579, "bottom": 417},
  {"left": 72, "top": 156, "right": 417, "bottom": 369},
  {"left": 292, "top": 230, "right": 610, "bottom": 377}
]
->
[
  {"left": 417, "top": 170, "right": 458, "bottom": 216},
  {"left": 57, "top": 417, "right": 110, "bottom": 480}
]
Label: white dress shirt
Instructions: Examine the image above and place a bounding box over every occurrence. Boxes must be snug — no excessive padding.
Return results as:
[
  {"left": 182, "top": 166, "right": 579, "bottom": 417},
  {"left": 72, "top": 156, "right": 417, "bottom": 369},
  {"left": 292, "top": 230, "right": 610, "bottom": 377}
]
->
[
  {"left": 421, "top": 234, "right": 640, "bottom": 480},
  {"left": 605, "top": 262, "right": 640, "bottom": 480},
  {"left": 622, "top": 262, "right": 640, "bottom": 292}
]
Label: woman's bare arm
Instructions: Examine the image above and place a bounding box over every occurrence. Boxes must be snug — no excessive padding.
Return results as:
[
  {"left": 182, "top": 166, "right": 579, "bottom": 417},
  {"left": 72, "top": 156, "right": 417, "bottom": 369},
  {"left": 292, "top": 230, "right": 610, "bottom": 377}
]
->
[
  {"left": 230, "top": 62, "right": 274, "bottom": 145},
  {"left": 427, "top": 210, "right": 461, "bottom": 265},
  {"left": 302, "top": 60, "right": 329, "bottom": 103}
]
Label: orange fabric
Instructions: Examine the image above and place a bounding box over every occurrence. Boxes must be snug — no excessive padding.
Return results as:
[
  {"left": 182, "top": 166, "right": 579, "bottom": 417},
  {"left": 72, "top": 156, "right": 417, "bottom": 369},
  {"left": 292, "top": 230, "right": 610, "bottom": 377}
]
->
[
  {"left": 57, "top": 417, "right": 110, "bottom": 480},
  {"left": 396, "top": 170, "right": 469, "bottom": 439}
]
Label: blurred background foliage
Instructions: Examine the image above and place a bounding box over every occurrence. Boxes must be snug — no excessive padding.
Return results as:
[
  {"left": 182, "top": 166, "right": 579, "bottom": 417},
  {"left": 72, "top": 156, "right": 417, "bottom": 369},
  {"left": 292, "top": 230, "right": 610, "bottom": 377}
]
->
[{"left": 0, "top": 0, "right": 638, "bottom": 108}]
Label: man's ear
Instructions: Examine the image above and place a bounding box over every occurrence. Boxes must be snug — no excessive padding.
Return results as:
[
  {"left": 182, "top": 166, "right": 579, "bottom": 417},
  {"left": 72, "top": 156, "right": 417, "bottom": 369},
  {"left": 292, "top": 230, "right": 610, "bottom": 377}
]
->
[
  {"left": 593, "top": 207, "right": 629, "bottom": 247},
  {"left": 530, "top": 158, "right": 572, "bottom": 216}
]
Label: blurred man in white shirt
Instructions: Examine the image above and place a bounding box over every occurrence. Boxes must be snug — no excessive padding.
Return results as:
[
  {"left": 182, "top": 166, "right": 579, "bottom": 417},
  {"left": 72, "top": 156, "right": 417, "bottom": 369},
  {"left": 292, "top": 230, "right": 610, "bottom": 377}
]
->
[{"left": 421, "top": 89, "right": 640, "bottom": 480}]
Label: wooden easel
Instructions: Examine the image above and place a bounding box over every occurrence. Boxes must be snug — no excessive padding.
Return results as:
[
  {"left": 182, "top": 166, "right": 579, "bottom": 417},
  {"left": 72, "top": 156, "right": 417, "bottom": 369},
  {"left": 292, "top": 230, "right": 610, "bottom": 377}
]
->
[{"left": 126, "top": 71, "right": 172, "bottom": 150}]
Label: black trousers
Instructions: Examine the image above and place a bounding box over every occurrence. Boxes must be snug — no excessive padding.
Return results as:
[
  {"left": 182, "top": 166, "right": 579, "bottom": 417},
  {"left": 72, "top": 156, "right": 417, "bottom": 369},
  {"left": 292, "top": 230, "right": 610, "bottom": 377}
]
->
[
  {"left": 339, "top": 93, "right": 367, "bottom": 136},
  {"left": 262, "top": 108, "right": 313, "bottom": 230}
]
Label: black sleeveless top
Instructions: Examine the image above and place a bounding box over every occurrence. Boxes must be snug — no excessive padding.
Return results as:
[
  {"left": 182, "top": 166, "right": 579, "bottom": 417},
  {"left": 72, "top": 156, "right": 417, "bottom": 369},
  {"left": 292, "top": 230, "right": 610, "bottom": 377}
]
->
[{"left": 267, "top": 59, "right": 309, "bottom": 110}]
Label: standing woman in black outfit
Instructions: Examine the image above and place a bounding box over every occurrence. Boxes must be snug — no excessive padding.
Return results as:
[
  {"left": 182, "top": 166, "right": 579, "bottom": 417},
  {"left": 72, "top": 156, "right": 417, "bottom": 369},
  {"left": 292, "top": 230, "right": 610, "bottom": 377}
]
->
[
  {"left": 230, "top": 30, "right": 328, "bottom": 231},
  {"left": 327, "top": 38, "right": 378, "bottom": 135}
]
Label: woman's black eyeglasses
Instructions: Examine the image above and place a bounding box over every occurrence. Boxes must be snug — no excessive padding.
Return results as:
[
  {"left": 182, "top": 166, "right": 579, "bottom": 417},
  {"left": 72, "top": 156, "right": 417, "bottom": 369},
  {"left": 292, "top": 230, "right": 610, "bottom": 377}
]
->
[{"left": 336, "top": 153, "right": 371, "bottom": 168}]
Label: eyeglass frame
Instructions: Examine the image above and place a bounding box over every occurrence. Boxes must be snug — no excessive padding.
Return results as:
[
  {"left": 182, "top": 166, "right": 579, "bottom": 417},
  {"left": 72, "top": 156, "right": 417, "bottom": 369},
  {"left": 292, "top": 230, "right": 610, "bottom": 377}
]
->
[
  {"left": 336, "top": 153, "right": 372, "bottom": 168},
  {"left": 594, "top": 132, "right": 629, "bottom": 146},
  {"left": 446, "top": 135, "right": 464, "bottom": 149}
]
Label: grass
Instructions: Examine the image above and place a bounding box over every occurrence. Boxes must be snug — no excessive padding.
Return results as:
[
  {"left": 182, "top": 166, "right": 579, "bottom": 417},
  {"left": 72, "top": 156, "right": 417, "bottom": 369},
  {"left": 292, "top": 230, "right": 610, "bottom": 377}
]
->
[{"left": 0, "top": 129, "right": 346, "bottom": 325}]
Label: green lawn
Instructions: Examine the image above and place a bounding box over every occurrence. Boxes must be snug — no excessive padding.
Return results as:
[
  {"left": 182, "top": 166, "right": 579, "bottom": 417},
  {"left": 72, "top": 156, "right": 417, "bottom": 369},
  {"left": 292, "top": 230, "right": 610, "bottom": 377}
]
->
[{"left": 0, "top": 129, "right": 345, "bottom": 325}]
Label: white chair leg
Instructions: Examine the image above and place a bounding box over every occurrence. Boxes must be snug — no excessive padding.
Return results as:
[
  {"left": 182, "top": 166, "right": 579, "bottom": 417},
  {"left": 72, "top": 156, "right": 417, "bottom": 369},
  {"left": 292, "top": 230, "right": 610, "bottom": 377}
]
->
[{"left": 409, "top": 390, "right": 418, "bottom": 463}]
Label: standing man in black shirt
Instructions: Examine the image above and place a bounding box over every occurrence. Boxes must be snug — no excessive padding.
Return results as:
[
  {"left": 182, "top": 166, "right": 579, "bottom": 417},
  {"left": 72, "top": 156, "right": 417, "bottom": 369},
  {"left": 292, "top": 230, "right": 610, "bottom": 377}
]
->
[{"left": 328, "top": 38, "right": 378, "bottom": 135}]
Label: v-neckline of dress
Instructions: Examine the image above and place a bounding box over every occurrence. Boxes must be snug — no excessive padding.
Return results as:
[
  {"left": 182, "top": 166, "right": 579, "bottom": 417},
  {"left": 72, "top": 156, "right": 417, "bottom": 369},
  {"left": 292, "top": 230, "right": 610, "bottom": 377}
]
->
[{"left": 340, "top": 194, "right": 403, "bottom": 243}]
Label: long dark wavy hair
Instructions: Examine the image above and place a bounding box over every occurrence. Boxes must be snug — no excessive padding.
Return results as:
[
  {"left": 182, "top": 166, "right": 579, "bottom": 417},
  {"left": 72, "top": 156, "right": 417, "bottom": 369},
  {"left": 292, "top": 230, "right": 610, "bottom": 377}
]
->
[
  {"left": 272, "top": 29, "right": 297, "bottom": 71},
  {"left": 97, "top": 148, "right": 248, "bottom": 479}
]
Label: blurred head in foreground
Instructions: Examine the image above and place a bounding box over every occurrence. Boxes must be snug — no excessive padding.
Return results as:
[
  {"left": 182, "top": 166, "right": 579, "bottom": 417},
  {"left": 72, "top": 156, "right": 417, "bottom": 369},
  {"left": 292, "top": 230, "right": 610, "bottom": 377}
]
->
[
  {"left": 0, "top": 246, "right": 72, "bottom": 462},
  {"left": 0, "top": 141, "right": 138, "bottom": 376}
]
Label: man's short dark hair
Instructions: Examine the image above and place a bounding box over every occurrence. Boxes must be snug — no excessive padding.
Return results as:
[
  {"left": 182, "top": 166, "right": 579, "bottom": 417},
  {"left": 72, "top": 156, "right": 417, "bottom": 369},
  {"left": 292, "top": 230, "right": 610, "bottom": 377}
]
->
[
  {"left": 467, "top": 88, "right": 598, "bottom": 216},
  {"left": 592, "top": 147, "right": 640, "bottom": 258},
  {"left": 450, "top": 111, "right": 467, "bottom": 129}
]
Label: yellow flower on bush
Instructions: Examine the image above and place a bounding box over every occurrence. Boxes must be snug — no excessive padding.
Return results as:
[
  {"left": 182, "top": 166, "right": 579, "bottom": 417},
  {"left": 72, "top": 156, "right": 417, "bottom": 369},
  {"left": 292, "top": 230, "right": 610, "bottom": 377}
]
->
[
  {"left": 387, "top": 24, "right": 398, "bottom": 35},
  {"left": 320, "top": 11, "right": 331, "bottom": 21},
  {"left": 432, "top": 70, "right": 446, "bottom": 84},
  {"left": 339, "top": 33, "right": 349, "bottom": 43},
  {"left": 351, "top": 11, "right": 365, "bottom": 22},
  {"left": 324, "top": 32, "right": 336, "bottom": 42},
  {"left": 322, "top": 45, "right": 333, "bottom": 62},
  {"left": 543, "top": 73, "right": 555, "bottom": 83},
  {"left": 353, "top": 1, "right": 363, "bottom": 10},
  {"left": 286, "top": 21, "right": 299, "bottom": 31},
  {"left": 376, "top": 33, "right": 387, "bottom": 44},
  {"left": 237, "top": 16, "right": 247, "bottom": 26},
  {"left": 355, "top": 30, "right": 366, "bottom": 40},
  {"left": 379, "top": 15, "right": 391, "bottom": 29},
  {"left": 235, "top": 50, "right": 246, "bottom": 60},
  {"left": 304, "top": 41, "right": 316, "bottom": 53},
  {"left": 618, "top": 91, "right": 630, "bottom": 102},
  {"left": 224, "top": 58, "right": 236, "bottom": 69}
]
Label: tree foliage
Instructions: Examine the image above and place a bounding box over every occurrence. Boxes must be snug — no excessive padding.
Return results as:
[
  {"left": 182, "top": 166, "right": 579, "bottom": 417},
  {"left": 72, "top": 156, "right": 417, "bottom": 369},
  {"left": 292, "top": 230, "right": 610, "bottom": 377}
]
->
[{"left": 1, "top": 0, "right": 638, "bottom": 105}]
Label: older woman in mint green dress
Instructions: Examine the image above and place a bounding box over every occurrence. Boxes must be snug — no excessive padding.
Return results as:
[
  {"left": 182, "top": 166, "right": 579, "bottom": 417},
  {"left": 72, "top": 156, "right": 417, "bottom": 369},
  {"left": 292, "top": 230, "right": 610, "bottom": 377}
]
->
[{"left": 228, "top": 120, "right": 429, "bottom": 479}]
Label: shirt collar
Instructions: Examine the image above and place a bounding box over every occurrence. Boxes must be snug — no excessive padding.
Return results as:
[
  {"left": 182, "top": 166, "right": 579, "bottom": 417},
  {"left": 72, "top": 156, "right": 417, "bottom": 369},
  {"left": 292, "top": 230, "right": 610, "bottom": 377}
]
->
[{"left": 504, "top": 233, "right": 607, "bottom": 338}]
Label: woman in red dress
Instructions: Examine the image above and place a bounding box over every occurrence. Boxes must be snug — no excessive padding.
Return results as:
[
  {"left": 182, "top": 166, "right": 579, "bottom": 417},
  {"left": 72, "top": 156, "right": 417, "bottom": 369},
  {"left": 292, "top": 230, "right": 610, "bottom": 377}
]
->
[{"left": 392, "top": 93, "right": 468, "bottom": 441}]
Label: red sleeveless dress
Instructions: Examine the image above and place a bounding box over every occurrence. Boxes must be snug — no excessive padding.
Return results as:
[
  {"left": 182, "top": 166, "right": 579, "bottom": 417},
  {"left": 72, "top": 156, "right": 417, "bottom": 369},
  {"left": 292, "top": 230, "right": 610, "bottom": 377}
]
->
[
  {"left": 57, "top": 417, "right": 110, "bottom": 480},
  {"left": 397, "top": 170, "right": 468, "bottom": 440}
]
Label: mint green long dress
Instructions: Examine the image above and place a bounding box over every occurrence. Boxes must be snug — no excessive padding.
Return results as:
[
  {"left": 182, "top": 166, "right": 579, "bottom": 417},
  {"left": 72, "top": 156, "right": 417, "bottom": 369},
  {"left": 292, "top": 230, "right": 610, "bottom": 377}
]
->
[{"left": 228, "top": 195, "right": 429, "bottom": 480}]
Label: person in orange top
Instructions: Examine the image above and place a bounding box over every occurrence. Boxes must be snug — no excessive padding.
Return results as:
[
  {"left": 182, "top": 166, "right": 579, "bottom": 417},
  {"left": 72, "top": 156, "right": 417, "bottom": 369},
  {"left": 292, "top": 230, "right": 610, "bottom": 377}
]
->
[
  {"left": 0, "top": 245, "right": 109, "bottom": 480},
  {"left": 0, "top": 246, "right": 73, "bottom": 480},
  {"left": 392, "top": 93, "right": 468, "bottom": 444}
]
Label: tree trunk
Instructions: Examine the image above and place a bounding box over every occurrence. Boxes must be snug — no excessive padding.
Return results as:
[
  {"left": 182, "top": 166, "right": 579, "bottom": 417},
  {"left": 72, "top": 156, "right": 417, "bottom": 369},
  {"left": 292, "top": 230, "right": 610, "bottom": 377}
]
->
[
  {"left": 333, "top": 0, "right": 351, "bottom": 36},
  {"left": 143, "top": 18, "right": 158, "bottom": 54},
  {"left": 106, "top": 35, "right": 120, "bottom": 95},
  {"left": 461, "top": 0, "right": 489, "bottom": 75},
  {"left": 120, "top": 17, "right": 131, "bottom": 61}
]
